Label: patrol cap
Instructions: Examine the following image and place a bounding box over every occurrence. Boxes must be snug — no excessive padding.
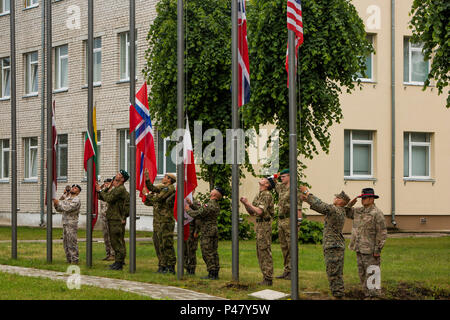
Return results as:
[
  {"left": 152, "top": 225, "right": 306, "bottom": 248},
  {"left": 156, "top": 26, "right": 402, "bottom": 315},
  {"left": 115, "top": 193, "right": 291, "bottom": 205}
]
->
[
  {"left": 213, "top": 186, "right": 225, "bottom": 197},
  {"left": 334, "top": 191, "right": 350, "bottom": 204},
  {"left": 280, "top": 169, "right": 289, "bottom": 175},
  {"left": 266, "top": 176, "right": 276, "bottom": 190},
  {"left": 72, "top": 184, "right": 82, "bottom": 192},
  {"left": 119, "top": 169, "right": 130, "bottom": 182},
  {"left": 165, "top": 173, "right": 176, "bottom": 183}
]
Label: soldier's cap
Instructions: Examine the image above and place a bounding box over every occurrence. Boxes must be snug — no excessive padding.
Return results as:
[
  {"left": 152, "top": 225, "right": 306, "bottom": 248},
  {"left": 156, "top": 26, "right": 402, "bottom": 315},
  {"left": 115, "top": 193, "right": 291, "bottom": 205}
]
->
[
  {"left": 119, "top": 169, "right": 130, "bottom": 182},
  {"left": 280, "top": 169, "right": 289, "bottom": 175},
  {"left": 334, "top": 191, "right": 350, "bottom": 204},
  {"left": 357, "top": 188, "right": 379, "bottom": 199},
  {"left": 213, "top": 186, "right": 225, "bottom": 197},
  {"left": 72, "top": 184, "right": 82, "bottom": 192},
  {"left": 165, "top": 173, "right": 176, "bottom": 183},
  {"left": 265, "top": 176, "right": 276, "bottom": 190}
]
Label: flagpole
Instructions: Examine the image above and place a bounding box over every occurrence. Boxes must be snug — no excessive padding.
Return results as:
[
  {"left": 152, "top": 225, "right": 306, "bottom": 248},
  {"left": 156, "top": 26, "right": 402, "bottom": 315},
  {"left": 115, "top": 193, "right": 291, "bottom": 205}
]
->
[
  {"left": 10, "top": 0, "right": 17, "bottom": 260},
  {"left": 176, "top": 0, "right": 185, "bottom": 280},
  {"left": 288, "top": 28, "right": 299, "bottom": 300},
  {"left": 86, "top": 0, "right": 94, "bottom": 268},
  {"left": 231, "top": 0, "right": 239, "bottom": 282},
  {"left": 129, "top": 0, "right": 137, "bottom": 274},
  {"left": 46, "top": 0, "right": 53, "bottom": 264}
]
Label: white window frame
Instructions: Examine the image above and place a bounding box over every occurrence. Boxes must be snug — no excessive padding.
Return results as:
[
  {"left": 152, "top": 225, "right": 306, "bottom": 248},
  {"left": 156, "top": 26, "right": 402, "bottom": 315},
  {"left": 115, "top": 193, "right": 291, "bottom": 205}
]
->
[
  {"left": 0, "top": 139, "right": 9, "bottom": 181},
  {"left": 55, "top": 45, "right": 68, "bottom": 90},
  {"left": 56, "top": 134, "right": 68, "bottom": 180},
  {"left": 156, "top": 135, "right": 176, "bottom": 178},
  {"left": 25, "top": 0, "right": 38, "bottom": 9},
  {"left": 24, "top": 137, "right": 38, "bottom": 180},
  {"left": 119, "top": 31, "right": 137, "bottom": 81},
  {"left": 345, "top": 130, "right": 374, "bottom": 179},
  {"left": 357, "top": 34, "right": 374, "bottom": 82},
  {"left": 1, "top": 57, "right": 10, "bottom": 99},
  {"left": 119, "top": 129, "right": 130, "bottom": 172},
  {"left": 25, "top": 51, "right": 39, "bottom": 95},
  {"left": 0, "top": 0, "right": 10, "bottom": 15},
  {"left": 404, "top": 132, "right": 431, "bottom": 179},
  {"left": 85, "top": 37, "right": 102, "bottom": 86},
  {"left": 404, "top": 38, "right": 430, "bottom": 85}
]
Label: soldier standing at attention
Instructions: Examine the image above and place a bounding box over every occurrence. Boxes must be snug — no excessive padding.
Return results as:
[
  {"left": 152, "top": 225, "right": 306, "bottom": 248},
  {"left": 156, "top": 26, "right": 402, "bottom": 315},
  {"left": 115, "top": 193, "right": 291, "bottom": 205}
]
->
[
  {"left": 345, "top": 188, "right": 387, "bottom": 298},
  {"left": 273, "top": 169, "right": 302, "bottom": 280},
  {"left": 99, "top": 178, "right": 114, "bottom": 261},
  {"left": 53, "top": 184, "right": 82, "bottom": 264},
  {"left": 96, "top": 170, "right": 130, "bottom": 271},
  {"left": 240, "top": 176, "right": 275, "bottom": 286},
  {"left": 185, "top": 186, "right": 224, "bottom": 280},
  {"left": 300, "top": 186, "right": 350, "bottom": 298},
  {"left": 144, "top": 168, "right": 177, "bottom": 274}
]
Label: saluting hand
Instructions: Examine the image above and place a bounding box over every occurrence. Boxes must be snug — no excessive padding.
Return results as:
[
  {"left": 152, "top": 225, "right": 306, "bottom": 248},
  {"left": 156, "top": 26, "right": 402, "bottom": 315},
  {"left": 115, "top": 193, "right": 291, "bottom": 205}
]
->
[{"left": 348, "top": 197, "right": 358, "bottom": 207}]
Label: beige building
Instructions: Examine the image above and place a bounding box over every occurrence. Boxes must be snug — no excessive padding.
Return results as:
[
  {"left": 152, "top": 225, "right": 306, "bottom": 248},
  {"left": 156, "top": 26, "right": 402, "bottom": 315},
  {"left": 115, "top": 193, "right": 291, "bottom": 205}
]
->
[{"left": 0, "top": 0, "right": 448, "bottom": 232}]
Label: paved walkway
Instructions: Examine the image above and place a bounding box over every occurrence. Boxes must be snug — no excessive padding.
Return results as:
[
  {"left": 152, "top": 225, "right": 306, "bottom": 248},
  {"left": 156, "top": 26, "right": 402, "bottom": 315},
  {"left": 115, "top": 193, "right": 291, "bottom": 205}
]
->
[{"left": 0, "top": 264, "right": 226, "bottom": 300}]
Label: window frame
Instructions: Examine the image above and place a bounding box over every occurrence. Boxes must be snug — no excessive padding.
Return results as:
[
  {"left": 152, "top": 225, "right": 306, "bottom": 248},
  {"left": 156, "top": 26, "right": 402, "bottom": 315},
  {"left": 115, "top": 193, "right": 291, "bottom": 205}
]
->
[
  {"left": 24, "top": 137, "right": 38, "bottom": 180},
  {"left": 0, "top": 139, "right": 9, "bottom": 181},
  {"left": 344, "top": 130, "right": 374, "bottom": 179},
  {"left": 1, "top": 57, "right": 10, "bottom": 99},
  {"left": 119, "top": 31, "right": 137, "bottom": 81},
  {"left": 357, "top": 34, "right": 375, "bottom": 82},
  {"left": 119, "top": 129, "right": 130, "bottom": 173},
  {"left": 56, "top": 134, "right": 68, "bottom": 180},
  {"left": 156, "top": 134, "right": 176, "bottom": 178},
  {"left": 25, "top": 0, "right": 38, "bottom": 9},
  {"left": 404, "top": 132, "right": 431, "bottom": 179},
  {"left": 403, "top": 37, "right": 430, "bottom": 85},
  {"left": 84, "top": 37, "right": 102, "bottom": 86},
  {"left": 55, "top": 45, "right": 69, "bottom": 91},
  {"left": 25, "top": 51, "right": 39, "bottom": 95},
  {"left": 0, "top": 0, "right": 10, "bottom": 15}
]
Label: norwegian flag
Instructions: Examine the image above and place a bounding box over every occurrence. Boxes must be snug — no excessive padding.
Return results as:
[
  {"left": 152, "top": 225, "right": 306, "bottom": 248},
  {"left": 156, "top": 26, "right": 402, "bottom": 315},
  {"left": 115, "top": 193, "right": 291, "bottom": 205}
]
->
[
  {"left": 285, "top": 0, "right": 304, "bottom": 87},
  {"left": 129, "top": 83, "right": 157, "bottom": 201},
  {"left": 238, "top": 0, "right": 250, "bottom": 107}
]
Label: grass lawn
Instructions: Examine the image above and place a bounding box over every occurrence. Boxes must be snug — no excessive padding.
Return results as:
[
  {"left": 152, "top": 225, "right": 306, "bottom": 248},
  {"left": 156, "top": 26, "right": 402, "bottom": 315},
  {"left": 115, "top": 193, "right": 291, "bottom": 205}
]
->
[{"left": 0, "top": 227, "right": 448, "bottom": 300}]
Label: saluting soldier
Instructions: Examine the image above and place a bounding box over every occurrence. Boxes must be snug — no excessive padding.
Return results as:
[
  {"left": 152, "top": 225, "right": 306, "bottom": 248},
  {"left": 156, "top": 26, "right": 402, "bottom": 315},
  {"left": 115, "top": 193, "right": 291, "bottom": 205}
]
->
[
  {"left": 144, "top": 168, "right": 177, "bottom": 274},
  {"left": 99, "top": 178, "right": 115, "bottom": 261},
  {"left": 96, "top": 170, "right": 130, "bottom": 271},
  {"left": 53, "top": 184, "right": 82, "bottom": 264},
  {"left": 240, "top": 176, "right": 275, "bottom": 286},
  {"left": 185, "top": 186, "right": 224, "bottom": 280},
  {"left": 346, "top": 188, "right": 387, "bottom": 299},
  {"left": 300, "top": 186, "right": 350, "bottom": 298}
]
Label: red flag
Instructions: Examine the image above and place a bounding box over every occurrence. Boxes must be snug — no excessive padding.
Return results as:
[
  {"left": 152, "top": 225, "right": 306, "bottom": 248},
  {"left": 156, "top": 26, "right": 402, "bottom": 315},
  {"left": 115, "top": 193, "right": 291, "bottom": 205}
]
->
[
  {"left": 174, "top": 119, "right": 198, "bottom": 241},
  {"left": 285, "top": 0, "right": 304, "bottom": 87}
]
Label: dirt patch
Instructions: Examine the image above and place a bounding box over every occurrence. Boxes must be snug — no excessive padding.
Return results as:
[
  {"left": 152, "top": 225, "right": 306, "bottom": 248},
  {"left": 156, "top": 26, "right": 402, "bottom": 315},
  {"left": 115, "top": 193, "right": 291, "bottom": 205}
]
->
[{"left": 223, "top": 282, "right": 250, "bottom": 291}]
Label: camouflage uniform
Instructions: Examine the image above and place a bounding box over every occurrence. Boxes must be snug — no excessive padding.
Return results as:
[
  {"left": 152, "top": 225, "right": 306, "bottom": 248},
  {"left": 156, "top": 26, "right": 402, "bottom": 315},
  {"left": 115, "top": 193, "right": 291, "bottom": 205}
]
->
[
  {"left": 252, "top": 190, "right": 274, "bottom": 281},
  {"left": 346, "top": 204, "right": 387, "bottom": 297},
  {"left": 99, "top": 199, "right": 114, "bottom": 258},
  {"left": 187, "top": 198, "right": 220, "bottom": 274},
  {"left": 183, "top": 217, "right": 200, "bottom": 274},
  {"left": 305, "top": 194, "right": 346, "bottom": 297},
  {"left": 98, "top": 184, "right": 130, "bottom": 264},
  {"left": 145, "top": 179, "right": 176, "bottom": 270},
  {"left": 275, "top": 181, "right": 302, "bottom": 275},
  {"left": 54, "top": 195, "right": 81, "bottom": 263}
]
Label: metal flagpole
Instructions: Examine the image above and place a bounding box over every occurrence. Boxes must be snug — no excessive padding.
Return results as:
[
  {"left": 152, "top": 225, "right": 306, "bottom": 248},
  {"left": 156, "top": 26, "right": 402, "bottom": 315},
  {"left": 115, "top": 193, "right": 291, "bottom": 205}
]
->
[
  {"left": 86, "top": 0, "right": 94, "bottom": 268},
  {"left": 176, "top": 0, "right": 185, "bottom": 280},
  {"left": 46, "top": 0, "right": 53, "bottom": 263},
  {"left": 10, "top": 0, "right": 17, "bottom": 260},
  {"left": 40, "top": 0, "right": 46, "bottom": 227},
  {"left": 288, "top": 29, "right": 299, "bottom": 300},
  {"left": 129, "top": 0, "right": 137, "bottom": 274},
  {"left": 231, "top": 0, "right": 239, "bottom": 282}
]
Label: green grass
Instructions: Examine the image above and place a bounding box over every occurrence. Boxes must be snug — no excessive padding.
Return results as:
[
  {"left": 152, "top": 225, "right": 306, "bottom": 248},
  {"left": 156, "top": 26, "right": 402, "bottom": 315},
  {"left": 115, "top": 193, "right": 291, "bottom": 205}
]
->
[
  {"left": 0, "top": 272, "right": 153, "bottom": 300},
  {"left": 0, "top": 227, "right": 448, "bottom": 299}
]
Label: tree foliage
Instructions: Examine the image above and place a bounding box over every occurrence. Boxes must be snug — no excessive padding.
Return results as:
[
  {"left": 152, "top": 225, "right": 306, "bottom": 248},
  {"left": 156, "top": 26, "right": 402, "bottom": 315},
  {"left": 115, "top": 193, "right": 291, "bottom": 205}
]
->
[{"left": 409, "top": 0, "right": 449, "bottom": 108}]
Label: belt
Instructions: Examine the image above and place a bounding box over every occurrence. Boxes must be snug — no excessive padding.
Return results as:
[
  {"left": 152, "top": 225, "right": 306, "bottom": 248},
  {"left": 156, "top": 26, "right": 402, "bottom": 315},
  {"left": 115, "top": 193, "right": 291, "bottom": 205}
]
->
[{"left": 256, "top": 217, "right": 272, "bottom": 223}]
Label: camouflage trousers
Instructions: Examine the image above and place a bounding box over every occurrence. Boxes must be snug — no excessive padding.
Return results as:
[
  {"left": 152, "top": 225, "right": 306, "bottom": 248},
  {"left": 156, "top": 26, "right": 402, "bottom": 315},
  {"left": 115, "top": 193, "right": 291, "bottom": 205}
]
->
[
  {"left": 153, "top": 221, "right": 162, "bottom": 268},
  {"left": 63, "top": 222, "right": 79, "bottom": 263},
  {"left": 157, "top": 219, "right": 176, "bottom": 267},
  {"left": 100, "top": 213, "right": 114, "bottom": 257},
  {"left": 357, "top": 252, "right": 382, "bottom": 297},
  {"left": 108, "top": 220, "right": 126, "bottom": 263},
  {"left": 183, "top": 222, "right": 199, "bottom": 272},
  {"left": 200, "top": 235, "right": 219, "bottom": 272},
  {"left": 256, "top": 221, "right": 273, "bottom": 281},
  {"left": 278, "top": 218, "right": 291, "bottom": 273},
  {"left": 323, "top": 247, "right": 345, "bottom": 297}
]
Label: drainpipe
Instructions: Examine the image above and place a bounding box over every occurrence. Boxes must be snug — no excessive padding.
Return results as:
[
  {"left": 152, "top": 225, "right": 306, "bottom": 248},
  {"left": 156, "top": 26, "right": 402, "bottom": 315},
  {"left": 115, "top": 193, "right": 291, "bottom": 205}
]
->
[{"left": 390, "top": 0, "right": 397, "bottom": 228}]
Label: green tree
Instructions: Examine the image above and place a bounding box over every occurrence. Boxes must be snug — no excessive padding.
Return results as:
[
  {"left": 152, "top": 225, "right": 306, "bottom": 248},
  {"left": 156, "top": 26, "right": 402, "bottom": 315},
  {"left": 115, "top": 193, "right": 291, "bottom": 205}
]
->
[
  {"left": 244, "top": 0, "right": 373, "bottom": 170},
  {"left": 409, "top": 0, "right": 449, "bottom": 108}
]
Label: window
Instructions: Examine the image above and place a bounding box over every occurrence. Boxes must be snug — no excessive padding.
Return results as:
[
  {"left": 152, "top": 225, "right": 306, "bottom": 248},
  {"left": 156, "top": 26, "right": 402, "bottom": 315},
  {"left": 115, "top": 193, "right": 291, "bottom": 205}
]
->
[
  {"left": 356, "top": 34, "right": 374, "bottom": 81},
  {"left": 404, "top": 132, "right": 431, "bottom": 178},
  {"left": 83, "top": 131, "right": 101, "bottom": 177},
  {"left": 1, "top": 0, "right": 10, "bottom": 14},
  {"left": 55, "top": 45, "right": 68, "bottom": 90},
  {"left": 119, "top": 129, "right": 130, "bottom": 173},
  {"left": 119, "top": 31, "right": 137, "bottom": 81},
  {"left": 85, "top": 37, "right": 102, "bottom": 85},
  {"left": 25, "top": 0, "right": 38, "bottom": 8},
  {"left": 404, "top": 38, "right": 429, "bottom": 84},
  {"left": 25, "top": 51, "right": 39, "bottom": 95},
  {"left": 56, "top": 134, "right": 68, "bottom": 179},
  {"left": 0, "top": 139, "right": 9, "bottom": 180},
  {"left": 157, "top": 132, "right": 176, "bottom": 176},
  {"left": 24, "top": 137, "right": 38, "bottom": 180},
  {"left": 344, "top": 130, "right": 373, "bottom": 178},
  {"left": 1, "top": 57, "right": 10, "bottom": 98}
]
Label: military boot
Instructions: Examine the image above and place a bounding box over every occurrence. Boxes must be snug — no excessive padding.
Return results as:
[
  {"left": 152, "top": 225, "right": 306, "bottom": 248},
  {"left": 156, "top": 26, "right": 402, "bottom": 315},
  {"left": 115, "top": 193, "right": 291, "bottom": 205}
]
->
[
  {"left": 155, "top": 266, "right": 164, "bottom": 273},
  {"left": 111, "top": 262, "right": 124, "bottom": 270},
  {"left": 165, "top": 266, "right": 176, "bottom": 275},
  {"left": 108, "top": 262, "right": 118, "bottom": 270},
  {"left": 258, "top": 278, "right": 273, "bottom": 286},
  {"left": 210, "top": 270, "right": 219, "bottom": 280},
  {"left": 201, "top": 271, "right": 213, "bottom": 280}
]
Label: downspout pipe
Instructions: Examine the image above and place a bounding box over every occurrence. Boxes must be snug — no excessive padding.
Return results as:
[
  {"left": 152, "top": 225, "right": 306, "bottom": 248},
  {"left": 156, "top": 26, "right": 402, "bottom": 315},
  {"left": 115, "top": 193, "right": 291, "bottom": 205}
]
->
[{"left": 390, "top": 0, "right": 397, "bottom": 228}]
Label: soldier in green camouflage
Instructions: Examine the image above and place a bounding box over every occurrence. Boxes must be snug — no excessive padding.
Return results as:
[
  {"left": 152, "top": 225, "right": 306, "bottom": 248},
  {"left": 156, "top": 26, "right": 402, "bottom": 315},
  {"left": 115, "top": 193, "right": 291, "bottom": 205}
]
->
[
  {"left": 97, "top": 170, "right": 130, "bottom": 270},
  {"left": 273, "top": 169, "right": 302, "bottom": 280},
  {"left": 183, "top": 215, "right": 200, "bottom": 275},
  {"left": 240, "top": 177, "right": 275, "bottom": 286},
  {"left": 300, "top": 186, "right": 350, "bottom": 298},
  {"left": 346, "top": 188, "right": 387, "bottom": 298},
  {"left": 144, "top": 168, "right": 177, "bottom": 274},
  {"left": 185, "top": 186, "right": 224, "bottom": 280}
]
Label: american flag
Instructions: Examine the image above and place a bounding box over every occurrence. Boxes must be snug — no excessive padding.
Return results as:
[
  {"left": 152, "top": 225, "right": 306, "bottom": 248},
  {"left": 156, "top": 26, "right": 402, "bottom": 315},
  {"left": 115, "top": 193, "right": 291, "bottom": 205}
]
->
[
  {"left": 238, "top": 0, "right": 250, "bottom": 107},
  {"left": 285, "top": 0, "right": 304, "bottom": 86}
]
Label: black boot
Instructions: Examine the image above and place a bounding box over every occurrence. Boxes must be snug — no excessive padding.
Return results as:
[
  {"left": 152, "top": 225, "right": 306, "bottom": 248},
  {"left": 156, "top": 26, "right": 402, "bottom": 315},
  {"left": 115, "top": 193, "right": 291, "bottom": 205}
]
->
[
  {"left": 108, "top": 262, "right": 118, "bottom": 270},
  {"left": 165, "top": 266, "right": 176, "bottom": 275},
  {"left": 210, "top": 270, "right": 219, "bottom": 280},
  {"left": 201, "top": 271, "right": 213, "bottom": 280},
  {"left": 155, "top": 266, "right": 164, "bottom": 273}
]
